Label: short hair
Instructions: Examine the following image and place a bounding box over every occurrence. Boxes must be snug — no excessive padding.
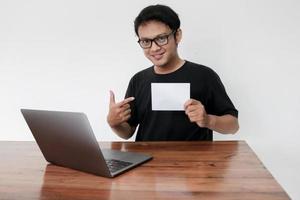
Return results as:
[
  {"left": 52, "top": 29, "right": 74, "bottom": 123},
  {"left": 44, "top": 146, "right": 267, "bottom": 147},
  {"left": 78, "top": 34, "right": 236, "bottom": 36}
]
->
[{"left": 134, "top": 4, "right": 180, "bottom": 36}]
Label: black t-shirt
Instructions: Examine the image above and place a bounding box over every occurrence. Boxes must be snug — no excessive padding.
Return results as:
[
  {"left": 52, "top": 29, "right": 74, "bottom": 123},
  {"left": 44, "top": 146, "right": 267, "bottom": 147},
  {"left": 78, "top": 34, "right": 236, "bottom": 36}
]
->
[{"left": 125, "top": 61, "right": 238, "bottom": 141}]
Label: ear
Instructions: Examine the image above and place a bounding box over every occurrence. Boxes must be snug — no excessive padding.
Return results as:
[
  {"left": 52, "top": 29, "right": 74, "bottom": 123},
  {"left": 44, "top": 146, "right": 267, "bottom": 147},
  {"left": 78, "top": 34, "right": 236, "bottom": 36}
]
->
[{"left": 175, "top": 28, "right": 182, "bottom": 44}]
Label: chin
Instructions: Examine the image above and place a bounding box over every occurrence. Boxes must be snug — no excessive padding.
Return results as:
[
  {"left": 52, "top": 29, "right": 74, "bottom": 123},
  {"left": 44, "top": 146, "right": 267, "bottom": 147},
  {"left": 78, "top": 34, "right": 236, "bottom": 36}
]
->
[{"left": 151, "top": 59, "right": 168, "bottom": 68}]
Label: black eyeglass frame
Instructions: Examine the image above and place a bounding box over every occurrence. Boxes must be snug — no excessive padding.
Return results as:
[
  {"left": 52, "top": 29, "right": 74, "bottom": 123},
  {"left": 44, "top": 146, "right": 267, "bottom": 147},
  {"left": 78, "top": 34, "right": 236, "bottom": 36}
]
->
[{"left": 137, "top": 30, "right": 177, "bottom": 49}]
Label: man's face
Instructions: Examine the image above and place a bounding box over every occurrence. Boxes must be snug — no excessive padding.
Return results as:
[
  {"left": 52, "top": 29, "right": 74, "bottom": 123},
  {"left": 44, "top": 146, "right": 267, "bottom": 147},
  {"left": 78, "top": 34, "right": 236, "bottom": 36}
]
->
[{"left": 137, "top": 21, "right": 180, "bottom": 68}]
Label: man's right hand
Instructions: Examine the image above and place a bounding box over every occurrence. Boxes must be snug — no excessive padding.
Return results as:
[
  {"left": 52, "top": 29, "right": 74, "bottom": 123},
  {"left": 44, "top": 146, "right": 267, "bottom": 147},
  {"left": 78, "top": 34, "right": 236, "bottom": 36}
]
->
[{"left": 107, "top": 90, "right": 135, "bottom": 127}]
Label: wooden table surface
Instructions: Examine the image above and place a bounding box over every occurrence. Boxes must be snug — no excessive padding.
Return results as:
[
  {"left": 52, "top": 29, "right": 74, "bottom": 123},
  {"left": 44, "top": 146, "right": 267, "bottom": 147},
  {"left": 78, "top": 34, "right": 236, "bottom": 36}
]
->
[{"left": 0, "top": 141, "right": 290, "bottom": 200}]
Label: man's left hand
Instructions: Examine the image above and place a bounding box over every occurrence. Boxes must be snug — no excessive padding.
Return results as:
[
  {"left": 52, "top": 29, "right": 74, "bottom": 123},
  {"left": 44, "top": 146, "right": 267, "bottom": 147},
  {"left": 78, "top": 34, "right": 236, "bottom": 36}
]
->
[{"left": 184, "top": 99, "right": 209, "bottom": 128}]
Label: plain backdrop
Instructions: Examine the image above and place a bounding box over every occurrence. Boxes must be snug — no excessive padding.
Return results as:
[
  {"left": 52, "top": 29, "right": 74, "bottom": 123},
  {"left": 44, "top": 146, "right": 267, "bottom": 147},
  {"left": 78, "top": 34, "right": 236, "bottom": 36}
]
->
[{"left": 1, "top": 0, "right": 299, "bottom": 199}]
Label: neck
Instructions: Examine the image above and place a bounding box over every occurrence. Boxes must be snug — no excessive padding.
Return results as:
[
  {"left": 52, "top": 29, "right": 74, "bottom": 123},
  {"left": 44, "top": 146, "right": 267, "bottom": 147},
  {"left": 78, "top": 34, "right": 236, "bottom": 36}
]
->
[{"left": 154, "top": 56, "right": 185, "bottom": 74}]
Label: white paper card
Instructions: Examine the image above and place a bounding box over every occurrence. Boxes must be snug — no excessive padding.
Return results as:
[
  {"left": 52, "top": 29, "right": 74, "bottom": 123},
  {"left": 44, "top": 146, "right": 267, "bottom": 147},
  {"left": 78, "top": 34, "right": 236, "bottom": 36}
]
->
[{"left": 151, "top": 83, "right": 190, "bottom": 111}]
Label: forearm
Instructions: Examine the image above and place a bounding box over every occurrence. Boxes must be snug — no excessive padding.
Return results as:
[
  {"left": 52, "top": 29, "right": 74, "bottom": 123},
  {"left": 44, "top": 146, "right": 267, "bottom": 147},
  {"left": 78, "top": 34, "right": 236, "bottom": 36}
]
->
[
  {"left": 207, "top": 114, "right": 239, "bottom": 134},
  {"left": 110, "top": 122, "right": 136, "bottom": 140}
]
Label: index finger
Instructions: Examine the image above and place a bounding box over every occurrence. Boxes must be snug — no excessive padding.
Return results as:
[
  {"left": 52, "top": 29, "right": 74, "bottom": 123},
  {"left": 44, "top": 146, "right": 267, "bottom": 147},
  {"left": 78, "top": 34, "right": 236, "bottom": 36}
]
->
[{"left": 116, "top": 97, "right": 135, "bottom": 107}]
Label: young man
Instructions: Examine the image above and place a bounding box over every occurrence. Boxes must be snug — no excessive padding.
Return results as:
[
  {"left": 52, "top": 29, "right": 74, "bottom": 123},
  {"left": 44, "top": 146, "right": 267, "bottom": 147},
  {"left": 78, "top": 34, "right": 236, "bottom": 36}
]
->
[{"left": 107, "top": 5, "right": 239, "bottom": 141}]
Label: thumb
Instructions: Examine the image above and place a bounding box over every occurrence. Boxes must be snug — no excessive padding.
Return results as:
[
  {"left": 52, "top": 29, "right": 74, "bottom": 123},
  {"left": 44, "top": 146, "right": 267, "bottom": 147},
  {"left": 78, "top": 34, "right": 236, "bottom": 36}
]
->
[{"left": 109, "top": 90, "right": 116, "bottom": 105}]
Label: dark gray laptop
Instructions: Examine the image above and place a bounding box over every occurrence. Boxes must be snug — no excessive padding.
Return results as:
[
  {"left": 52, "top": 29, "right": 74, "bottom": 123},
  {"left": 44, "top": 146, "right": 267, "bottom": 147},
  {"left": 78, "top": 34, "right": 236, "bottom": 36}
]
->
[{"left": 21, "top": 109, "right": 152, "bottom": 177}]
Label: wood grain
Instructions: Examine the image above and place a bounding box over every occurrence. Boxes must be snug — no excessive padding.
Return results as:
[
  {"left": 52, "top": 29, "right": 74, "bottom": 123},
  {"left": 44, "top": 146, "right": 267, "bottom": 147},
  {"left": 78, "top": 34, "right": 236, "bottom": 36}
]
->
[{"left": 0, "top": 141, "right": 290, "bottom": 200}]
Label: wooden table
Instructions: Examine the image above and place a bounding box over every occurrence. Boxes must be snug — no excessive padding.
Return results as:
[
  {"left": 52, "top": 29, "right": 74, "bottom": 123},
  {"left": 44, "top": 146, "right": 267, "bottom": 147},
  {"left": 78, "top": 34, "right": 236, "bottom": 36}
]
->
[{"left": 0, "top": 141, "right": 290, "bottom": 200}]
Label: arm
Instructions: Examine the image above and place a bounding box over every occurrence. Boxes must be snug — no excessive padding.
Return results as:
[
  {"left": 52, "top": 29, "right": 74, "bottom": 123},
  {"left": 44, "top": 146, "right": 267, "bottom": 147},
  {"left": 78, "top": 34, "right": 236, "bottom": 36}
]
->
[
  {"left": 184, "top": 99, "right": 239, "bottom": 134},
  {"left": 109, "top": 122, "right": 136, "bottom": 140},
  {"left": 206, "top": 114, "right": 239, "bottom": 134}
]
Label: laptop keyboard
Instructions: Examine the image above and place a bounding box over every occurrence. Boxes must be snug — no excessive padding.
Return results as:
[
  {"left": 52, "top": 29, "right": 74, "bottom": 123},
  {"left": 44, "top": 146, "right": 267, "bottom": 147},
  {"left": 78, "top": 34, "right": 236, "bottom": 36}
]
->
[{"left": 105, "top": 159, "right": 133, "bottom": 173}]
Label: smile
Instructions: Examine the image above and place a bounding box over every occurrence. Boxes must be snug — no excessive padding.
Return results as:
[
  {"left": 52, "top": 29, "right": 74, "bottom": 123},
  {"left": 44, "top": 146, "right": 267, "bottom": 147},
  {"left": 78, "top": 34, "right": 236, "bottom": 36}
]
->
[{"left": 151, "top": 52, "right": 164, "bottom": 60}]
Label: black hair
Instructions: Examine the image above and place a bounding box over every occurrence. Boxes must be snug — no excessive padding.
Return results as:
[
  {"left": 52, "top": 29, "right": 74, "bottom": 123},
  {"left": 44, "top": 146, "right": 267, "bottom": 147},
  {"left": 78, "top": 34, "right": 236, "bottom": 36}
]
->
[{"left": 134, "top": 4, "right": 180, "bottom": 36}]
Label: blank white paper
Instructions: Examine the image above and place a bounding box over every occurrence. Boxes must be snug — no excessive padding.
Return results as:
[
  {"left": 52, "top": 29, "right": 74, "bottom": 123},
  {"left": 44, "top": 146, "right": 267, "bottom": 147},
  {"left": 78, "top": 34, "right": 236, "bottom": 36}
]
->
[{"left": 151, "top": 83, "right": 190, "bottom": 111}]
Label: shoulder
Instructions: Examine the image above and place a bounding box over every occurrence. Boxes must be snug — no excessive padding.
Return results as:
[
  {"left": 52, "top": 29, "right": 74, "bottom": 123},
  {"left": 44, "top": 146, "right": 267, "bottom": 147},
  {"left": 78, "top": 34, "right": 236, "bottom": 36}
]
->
[
  {"left": 184, "top": 61, "right": 219, "bottom": 80},
  {"left": 130, "top": 66, "right": 153, "bottom": 82}
]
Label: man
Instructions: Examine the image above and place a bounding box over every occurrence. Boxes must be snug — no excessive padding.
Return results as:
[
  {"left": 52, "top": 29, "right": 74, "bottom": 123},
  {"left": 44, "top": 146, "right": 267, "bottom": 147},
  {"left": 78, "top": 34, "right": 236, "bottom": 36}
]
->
[{"left": 107, "top": 4, "right": 239, "bottom": 141}]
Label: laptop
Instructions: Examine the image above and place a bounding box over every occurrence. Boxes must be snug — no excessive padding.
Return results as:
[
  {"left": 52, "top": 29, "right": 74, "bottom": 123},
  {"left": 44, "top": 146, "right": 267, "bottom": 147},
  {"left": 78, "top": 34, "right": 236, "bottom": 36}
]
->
[{"left": 21, "top": 109, "right": 152, "bottom": 178}]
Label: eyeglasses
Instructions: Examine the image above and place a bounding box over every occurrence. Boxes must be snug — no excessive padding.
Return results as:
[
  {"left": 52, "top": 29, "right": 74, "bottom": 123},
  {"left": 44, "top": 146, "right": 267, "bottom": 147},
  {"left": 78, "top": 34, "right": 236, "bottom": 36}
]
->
[{"left": 137, "top": 30, "right": 176, "bottom": 49}]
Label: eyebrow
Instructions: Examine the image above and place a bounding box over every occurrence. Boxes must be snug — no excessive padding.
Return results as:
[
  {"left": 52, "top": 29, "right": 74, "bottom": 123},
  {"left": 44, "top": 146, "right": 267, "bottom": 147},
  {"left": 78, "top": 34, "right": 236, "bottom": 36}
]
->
[{"left": 139, "top": 32, "right": 169, "bottom": 40}]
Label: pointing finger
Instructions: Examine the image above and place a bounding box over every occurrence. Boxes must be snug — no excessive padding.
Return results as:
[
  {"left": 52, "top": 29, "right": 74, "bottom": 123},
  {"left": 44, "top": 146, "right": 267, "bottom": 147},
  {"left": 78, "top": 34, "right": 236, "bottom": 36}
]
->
[{"left": 117, "top": 97, "right": 135, "bottom": 107}]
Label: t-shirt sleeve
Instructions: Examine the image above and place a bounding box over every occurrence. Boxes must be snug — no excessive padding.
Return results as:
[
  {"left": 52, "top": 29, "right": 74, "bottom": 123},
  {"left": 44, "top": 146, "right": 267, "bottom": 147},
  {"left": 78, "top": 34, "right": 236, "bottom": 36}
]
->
[
  {"left": 206, "top": 71, "right": 238, "bottom": 118},
  {"left": 124, "top": 76, "right": 139, "bottom": 127}
]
